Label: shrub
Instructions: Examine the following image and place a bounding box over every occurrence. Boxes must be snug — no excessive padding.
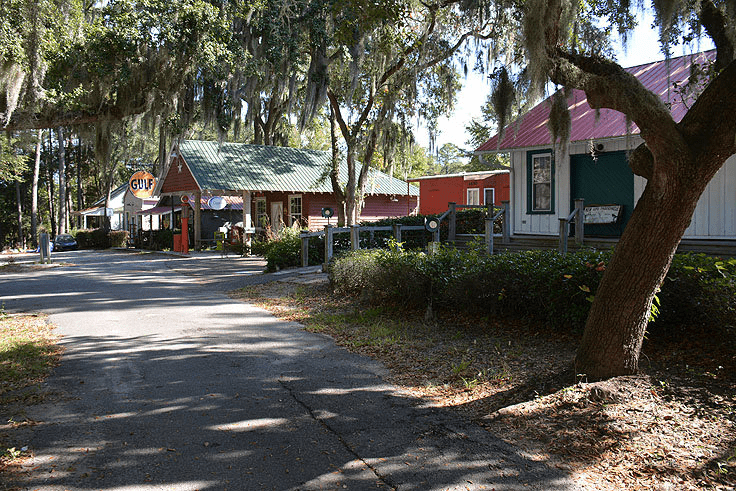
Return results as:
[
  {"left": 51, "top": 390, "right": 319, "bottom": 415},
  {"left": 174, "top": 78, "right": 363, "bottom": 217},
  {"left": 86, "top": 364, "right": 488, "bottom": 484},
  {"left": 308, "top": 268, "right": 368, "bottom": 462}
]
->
[
  {"left": 149, "top": 229, "right": 173, "bottom": 250},
  {"left": 329, "top": 248, "right": 736, "bottom": 336},
  {"left": 72, "top": 229, "right": 130, "bottom": 249},
  {"left": 109, "top": 230, "right": 129, "bottom": 248},
  {"left": 260, "top": 226, "right": 304, "bottom": 272},
  {"left": 74, "top": 229, "right": 110, "bottom": 249}
]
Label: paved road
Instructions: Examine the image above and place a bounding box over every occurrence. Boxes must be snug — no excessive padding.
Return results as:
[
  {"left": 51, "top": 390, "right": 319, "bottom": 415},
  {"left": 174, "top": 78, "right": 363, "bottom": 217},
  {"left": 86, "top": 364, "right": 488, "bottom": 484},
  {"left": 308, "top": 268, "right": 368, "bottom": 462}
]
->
[{"left": 1, "top": 250, "right": 578, "bottom": 490}]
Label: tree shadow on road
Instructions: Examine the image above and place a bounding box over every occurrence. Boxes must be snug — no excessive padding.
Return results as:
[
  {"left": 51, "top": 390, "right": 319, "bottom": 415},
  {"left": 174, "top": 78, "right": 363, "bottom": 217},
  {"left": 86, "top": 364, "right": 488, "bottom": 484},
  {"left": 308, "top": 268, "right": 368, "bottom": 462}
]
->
[{"left": 4, "top": 326, "right": 577, "bottom": 491}]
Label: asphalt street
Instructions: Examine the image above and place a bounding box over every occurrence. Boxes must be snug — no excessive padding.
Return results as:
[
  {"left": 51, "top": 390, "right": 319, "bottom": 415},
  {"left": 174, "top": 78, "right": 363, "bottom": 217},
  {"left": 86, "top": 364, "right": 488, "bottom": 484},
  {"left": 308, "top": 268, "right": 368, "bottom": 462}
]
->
[{"left": 0, "top": 250, "right": 579, "bottom": 490}]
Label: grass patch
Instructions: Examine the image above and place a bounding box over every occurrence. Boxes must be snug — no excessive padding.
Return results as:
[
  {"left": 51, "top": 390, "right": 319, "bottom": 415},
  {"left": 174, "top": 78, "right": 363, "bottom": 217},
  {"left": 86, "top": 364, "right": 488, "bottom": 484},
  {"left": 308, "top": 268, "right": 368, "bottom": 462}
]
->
[
  {"left": 0, "top": 312, "right": 63, "bottom": 476},
  {"left": 0, "top": 314, "right": 62, "bottom": 398}
]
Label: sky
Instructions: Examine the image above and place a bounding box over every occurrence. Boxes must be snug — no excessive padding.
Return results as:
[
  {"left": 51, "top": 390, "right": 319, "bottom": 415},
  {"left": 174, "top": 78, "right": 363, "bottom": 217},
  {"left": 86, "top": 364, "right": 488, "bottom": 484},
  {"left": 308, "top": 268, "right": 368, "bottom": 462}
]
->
[{"left": 416, "top": 10, "right": 715, "bottom": 157}]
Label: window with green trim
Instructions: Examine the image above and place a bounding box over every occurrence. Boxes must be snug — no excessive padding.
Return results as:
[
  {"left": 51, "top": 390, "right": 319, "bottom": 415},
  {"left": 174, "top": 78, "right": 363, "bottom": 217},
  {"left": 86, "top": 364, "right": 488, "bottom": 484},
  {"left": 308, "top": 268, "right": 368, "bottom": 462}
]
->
[{"left": 527, "top": 151, "right": 555, "bottom": 214}]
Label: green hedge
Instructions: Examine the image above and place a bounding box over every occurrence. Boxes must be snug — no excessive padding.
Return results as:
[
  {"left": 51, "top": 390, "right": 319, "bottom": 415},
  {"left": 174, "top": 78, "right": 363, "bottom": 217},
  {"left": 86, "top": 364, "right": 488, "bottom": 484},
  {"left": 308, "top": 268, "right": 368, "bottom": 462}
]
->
[
  {"left": 74, "top": 229, "right": 110, "bottom": 249},
  {"left": 109, "top": 230, "right": 129, "bottom": 248},
  {"left": 329, "top": 248, "right": 736, "bottom": 334},
  {"left": 252, "top": 226, "right": 320, "bottom": 272},
  {"left": 149, "top": 229, "right": 173, "bottom": 250},
  {"left": 73, "top": 229, "right": 129, "bottom": 249}
]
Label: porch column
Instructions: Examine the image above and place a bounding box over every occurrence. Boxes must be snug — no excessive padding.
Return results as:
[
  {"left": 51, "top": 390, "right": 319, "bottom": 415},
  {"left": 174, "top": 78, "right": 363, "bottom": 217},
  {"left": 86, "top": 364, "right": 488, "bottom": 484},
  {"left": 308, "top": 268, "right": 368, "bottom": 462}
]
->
[
  {"left": 242, "top": 190, "right": 252, "bottom": 248},
  {"left": 194, "top": 190, "right": 202, "bottom": 250}
]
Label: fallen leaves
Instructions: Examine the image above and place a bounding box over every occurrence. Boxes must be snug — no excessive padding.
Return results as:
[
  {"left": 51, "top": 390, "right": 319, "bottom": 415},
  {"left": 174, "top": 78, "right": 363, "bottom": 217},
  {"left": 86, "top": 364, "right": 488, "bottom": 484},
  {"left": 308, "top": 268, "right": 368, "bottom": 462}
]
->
[{"left": 235, "top": 279, "right": 736, "bottom": 490}]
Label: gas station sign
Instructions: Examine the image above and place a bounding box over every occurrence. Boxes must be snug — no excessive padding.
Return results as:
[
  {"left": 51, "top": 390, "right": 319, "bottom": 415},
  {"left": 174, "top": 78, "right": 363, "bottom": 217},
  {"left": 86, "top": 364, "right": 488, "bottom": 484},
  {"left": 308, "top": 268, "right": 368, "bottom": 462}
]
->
[{"left": 128, "top": 171, "right": 157, "bottom": 198}]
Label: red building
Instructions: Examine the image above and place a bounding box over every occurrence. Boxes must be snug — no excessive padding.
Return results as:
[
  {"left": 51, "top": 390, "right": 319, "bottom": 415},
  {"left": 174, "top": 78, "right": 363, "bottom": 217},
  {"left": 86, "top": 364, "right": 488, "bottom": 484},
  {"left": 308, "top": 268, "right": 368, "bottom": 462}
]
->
[
  {"left": 156, "top": 140, "right": 419, "bottom": 248},
  {"left": 408, "top": 170, "right": 510, "bottom": 215}
]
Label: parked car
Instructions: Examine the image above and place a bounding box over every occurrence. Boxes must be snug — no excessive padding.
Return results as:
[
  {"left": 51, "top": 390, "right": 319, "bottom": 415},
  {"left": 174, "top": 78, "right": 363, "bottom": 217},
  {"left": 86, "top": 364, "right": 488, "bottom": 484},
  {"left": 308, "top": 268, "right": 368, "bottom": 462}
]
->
[{"left": 53, "top": 234, "right": 78, "bottom": 251}]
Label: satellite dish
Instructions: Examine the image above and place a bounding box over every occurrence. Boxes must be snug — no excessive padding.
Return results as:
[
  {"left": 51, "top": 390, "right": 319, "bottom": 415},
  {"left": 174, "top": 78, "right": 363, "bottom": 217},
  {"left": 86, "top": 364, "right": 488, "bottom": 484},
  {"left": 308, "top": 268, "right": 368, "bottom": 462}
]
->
[
  {"left": 425, "top": 217, "right": 440, "bottom": 232},
  {"left": 208, "top": 196, "right": 227, "bottom": 210}
]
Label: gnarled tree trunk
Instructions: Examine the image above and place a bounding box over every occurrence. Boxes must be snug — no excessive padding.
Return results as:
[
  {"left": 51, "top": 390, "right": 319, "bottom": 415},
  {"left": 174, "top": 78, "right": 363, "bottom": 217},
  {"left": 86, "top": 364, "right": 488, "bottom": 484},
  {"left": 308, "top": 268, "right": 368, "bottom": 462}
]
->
[
  {"left": 573, "top": 58, "right": 736, "bottom": 380},
  {"left": 575, "top": 160, "right": 707, "bottom": 379}
]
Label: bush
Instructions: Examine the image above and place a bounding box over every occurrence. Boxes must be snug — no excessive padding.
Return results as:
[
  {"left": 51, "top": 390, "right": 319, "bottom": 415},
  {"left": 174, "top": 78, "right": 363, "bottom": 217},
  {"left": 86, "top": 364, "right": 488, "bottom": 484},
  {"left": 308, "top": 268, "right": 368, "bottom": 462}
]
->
[
  {"left": 149, "top": 229, "right": 173, "bottom": 250},
  {"left": 74, "top": 229, "right": 110, "bottom": 249},
  {"left": 109, "top": 230, "right": 129, "bottom": 248},
  {"left": 74, "top": 229, "right": 129, "bottom": 249},
  {"left": 252, "top": 226, "right": 304, "bottom": 272},
  {"left": 329, "top": 248, "right": 736, "bottom": 335}
]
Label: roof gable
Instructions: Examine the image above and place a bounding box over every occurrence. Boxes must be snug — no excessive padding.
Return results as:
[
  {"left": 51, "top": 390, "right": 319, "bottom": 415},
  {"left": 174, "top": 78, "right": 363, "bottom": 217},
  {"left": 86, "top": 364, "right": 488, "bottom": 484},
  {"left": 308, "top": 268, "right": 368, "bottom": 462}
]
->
[
  {"left": 171, "top": 140, "right": 418, "bottom": 196},
  {"left": 477, "top": 50, "right": 716, "bottom": 152},
  {"left": 90, "top": 183, "right": 128, "bottom": 207}
]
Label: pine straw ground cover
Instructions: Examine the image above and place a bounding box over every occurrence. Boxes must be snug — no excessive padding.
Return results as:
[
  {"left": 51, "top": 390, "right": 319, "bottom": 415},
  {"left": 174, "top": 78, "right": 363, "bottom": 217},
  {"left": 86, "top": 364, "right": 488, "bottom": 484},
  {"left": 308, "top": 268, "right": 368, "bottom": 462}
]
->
[
  {"left": 0, "top": 313, "right": 63, "bottom": 479},
  {"left": 233, "top": 279, "right": 736, "bottom": 491}
]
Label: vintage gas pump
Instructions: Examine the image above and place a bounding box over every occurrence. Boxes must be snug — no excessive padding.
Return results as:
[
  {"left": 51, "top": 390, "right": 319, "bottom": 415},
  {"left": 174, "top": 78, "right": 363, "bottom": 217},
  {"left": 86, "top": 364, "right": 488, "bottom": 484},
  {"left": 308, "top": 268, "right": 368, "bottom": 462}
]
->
[
  {"left": 180, "top": 195, "right": 189, "bottom": 254},
  {"left": 180, "top": 195, "right": 190, "bottom": 255}
]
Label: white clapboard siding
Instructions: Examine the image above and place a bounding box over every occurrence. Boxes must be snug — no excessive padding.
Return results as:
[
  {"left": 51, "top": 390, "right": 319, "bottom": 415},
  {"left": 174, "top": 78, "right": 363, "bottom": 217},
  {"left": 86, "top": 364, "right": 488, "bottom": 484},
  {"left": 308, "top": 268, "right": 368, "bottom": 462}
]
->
[
  {"left": 683, "top": 154, "right": 736, "bottom": 238},
  {"left": 512, "top": 149, "right": 560, "bottom": 235},
  {"left": 512, "top": 136, "right": 735, "bottom": 240}
]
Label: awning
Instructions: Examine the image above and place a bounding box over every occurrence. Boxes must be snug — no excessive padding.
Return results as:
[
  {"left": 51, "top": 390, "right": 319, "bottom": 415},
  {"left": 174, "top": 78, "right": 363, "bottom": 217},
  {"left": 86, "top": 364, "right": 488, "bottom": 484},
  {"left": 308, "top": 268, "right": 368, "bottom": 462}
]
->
[
  {"left": 137, "top": 206, "right": 182, "bottom": 215},
  {"left": 72, "top": 206, "right": 114, "bottom": 217}
]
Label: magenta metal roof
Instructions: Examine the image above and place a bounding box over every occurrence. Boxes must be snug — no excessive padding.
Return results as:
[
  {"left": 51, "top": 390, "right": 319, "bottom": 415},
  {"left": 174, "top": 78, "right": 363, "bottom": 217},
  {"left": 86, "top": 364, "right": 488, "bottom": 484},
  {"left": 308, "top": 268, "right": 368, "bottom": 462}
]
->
[{"left": 476, "top": 50, "right": 716, "bottom": 152}]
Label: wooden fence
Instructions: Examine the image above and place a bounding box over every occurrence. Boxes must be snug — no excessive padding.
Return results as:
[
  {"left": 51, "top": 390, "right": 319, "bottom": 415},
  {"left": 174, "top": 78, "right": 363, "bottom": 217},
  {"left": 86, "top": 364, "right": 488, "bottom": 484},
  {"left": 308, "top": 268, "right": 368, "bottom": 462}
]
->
[{"left": 300, "top": 200, "right": 511, "bottom": 269}]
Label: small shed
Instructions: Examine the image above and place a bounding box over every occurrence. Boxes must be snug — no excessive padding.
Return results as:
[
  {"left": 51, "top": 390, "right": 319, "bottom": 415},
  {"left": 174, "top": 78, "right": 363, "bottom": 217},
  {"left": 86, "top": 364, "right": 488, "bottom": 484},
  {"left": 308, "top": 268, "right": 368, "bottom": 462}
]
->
[
  {"left": 72, "top": 184, "right": 128, "bottom": 230},
  {"left": 408, "top": 170, "right": 510, "bottom": 215}
]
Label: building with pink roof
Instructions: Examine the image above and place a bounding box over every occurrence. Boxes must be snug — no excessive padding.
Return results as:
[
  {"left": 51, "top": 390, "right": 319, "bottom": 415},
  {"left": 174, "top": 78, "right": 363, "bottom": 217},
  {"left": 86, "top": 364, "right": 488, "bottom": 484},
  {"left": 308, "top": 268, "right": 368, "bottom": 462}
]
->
[{"left": 475, "top": 50, "right": 735, "bottom": 252}]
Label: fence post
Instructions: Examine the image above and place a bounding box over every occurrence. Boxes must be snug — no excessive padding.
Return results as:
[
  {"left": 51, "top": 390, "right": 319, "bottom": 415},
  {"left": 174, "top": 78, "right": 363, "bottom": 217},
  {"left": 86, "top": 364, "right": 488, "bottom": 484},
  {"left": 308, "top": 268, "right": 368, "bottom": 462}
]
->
[
  {"left": 350, "top": 225, "right": 360, "bottom": 251},
  {"left": 485, "top": 217, "right": 494, "bottom": 255},
  {"left": 502, "top": 200, "right": 510, "bottom": 244},
  {"left": 448, "top": 202, "right": 457, "bottom": 242},
  {"left": 558, "top": 218, "right": 569, "bottom": 255},
  {"left": 301, "top": 234, "right": 310, "bottom": 267},
  {"left": 392, "top": 223, "right": 402, "bottom": 251},
  {"left": 574, "top": 198, "right": 585, "bottom": 246},
  {"left": 324, "top": 225, "right": 333, "bottom": 271}
]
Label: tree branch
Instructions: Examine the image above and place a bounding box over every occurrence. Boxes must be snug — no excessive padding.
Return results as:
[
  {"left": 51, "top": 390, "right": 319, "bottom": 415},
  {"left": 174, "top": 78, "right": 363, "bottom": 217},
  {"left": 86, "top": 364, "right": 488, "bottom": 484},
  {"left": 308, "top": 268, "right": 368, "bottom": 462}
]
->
[
  {"left": 549, "top": 51, "right": 688, "bottom": 168},
  {"left": 700, "top": 0, "right": 735, "bottom": 71},
  {"left": 679, "top": 58, "right": 736, "bottom": 173},
  {"left": 326, "top": 88, "right": 351, "bottom": 142}
]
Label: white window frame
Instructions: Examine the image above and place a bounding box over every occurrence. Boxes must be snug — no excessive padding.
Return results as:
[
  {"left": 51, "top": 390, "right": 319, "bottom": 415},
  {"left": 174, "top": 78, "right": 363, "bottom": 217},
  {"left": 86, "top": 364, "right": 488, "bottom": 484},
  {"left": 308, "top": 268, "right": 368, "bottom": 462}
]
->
[
  {"left": 483, "top": 187, "right": 495, "bottom": 206},
  {"left": 466, "top": 188, "right": 480, "bottom": 205},
  {"left": 254, "top": 197, "right": 267, "bottom": 229},
  {"left": 288, "top": 194, "right": 303, "bottom": 227}
]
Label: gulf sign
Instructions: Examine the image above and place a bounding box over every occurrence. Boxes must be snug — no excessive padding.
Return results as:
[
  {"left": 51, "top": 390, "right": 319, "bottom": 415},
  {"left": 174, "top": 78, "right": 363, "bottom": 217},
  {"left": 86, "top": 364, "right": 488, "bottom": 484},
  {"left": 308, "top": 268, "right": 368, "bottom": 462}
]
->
[{"left": 129, "top": 171, "right": 157, "bottom": 198}]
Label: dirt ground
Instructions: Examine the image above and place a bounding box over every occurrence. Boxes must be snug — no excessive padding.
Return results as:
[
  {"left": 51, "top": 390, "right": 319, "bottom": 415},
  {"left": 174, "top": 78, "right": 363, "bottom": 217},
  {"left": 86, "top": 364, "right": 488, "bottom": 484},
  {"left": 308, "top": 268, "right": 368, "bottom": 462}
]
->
[{"left": 234, "top": 279, "right": 736, "bottom": 491}]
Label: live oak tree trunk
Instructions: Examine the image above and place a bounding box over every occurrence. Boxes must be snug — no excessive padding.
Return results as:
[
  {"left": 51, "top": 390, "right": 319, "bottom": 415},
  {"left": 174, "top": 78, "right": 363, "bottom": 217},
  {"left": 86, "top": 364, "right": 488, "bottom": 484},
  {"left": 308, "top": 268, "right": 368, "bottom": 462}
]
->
[
  {"left": 328, "top": 106, "right": 347, "bottom": 227},
  {"left": 572, "top": 59, "right": 736, "bottom": 380},
  {"left": 76, "top": 138, "right": 83, "bottom": 229},
  {"left": 575, "top": 159, "right": 706, "bottom": 379},
  {"left": 46, "top": 140, "right": 56, "bottom": 236}
]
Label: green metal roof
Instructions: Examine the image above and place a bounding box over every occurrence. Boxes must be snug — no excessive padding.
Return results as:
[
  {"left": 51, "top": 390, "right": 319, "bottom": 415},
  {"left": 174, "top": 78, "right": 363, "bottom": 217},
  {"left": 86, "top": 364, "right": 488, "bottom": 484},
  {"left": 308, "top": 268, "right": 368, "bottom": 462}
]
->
[{"left": 178, "top": 140, "right": 418, "bottom": 196}]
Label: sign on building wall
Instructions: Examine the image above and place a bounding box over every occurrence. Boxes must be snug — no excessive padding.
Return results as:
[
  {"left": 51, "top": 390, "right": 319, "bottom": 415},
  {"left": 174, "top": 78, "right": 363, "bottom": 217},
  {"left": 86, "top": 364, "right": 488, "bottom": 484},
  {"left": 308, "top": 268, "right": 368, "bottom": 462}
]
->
[{"left": 129, "top": 171, "right": 157, "bottom": 198}]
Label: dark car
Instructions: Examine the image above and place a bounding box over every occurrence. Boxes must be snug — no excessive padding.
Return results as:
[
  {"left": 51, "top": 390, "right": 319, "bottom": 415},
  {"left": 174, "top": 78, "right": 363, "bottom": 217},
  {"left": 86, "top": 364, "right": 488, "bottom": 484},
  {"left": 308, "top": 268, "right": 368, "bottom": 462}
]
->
[{"left": 53, "top": 234, "right": 78, "bottom": 251}]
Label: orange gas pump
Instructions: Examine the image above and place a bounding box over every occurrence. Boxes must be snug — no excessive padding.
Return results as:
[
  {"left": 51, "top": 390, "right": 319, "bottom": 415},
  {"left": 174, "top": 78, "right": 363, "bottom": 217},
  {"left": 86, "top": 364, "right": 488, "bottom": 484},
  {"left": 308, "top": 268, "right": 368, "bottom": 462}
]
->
[{"left": 181, "top": 205, "right": 189, "bottom": 255}]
